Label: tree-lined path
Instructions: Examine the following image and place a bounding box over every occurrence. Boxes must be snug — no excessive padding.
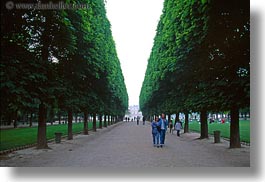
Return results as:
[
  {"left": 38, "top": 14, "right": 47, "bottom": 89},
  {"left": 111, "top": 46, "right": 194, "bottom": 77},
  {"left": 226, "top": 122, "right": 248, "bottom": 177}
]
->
[
  {"left": 0, "top": 121, "right": 249, "bottom": 167},
  {"left": 0, "top": 0, "right": 250, "bottom": 167}
]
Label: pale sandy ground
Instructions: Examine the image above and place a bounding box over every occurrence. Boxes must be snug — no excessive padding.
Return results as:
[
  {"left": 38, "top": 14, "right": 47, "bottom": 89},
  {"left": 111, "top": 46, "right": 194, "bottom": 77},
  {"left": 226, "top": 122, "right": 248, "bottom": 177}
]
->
[{"left": 0, "top": 121, "right": 250, "bottom": 167}]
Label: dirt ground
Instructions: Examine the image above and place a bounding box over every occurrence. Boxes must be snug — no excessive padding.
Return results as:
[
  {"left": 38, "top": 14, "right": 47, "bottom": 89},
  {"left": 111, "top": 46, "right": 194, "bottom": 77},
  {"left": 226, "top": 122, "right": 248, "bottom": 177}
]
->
[{"left": 0, "top": 121, "right": 250, "bottom": 167}]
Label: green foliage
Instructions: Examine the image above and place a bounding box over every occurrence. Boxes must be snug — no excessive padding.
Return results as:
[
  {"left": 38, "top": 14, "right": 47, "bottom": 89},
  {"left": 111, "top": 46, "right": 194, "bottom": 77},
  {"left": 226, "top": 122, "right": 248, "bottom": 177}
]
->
[
  {"left": 1, "top": 0, "right": 128, "bottom": 124},
  {"left": 139, "top": 0, "right": 249, "bottom": 116},
  {"left": 140, "top": 0, "right": 209, "bottom": 115}
]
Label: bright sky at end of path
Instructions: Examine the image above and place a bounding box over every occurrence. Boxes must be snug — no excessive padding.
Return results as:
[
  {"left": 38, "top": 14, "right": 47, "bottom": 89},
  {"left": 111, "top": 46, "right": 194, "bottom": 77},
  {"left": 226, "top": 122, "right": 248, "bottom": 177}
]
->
[{"left": 106, "top": 0, "right": 164, "bottom": 106}]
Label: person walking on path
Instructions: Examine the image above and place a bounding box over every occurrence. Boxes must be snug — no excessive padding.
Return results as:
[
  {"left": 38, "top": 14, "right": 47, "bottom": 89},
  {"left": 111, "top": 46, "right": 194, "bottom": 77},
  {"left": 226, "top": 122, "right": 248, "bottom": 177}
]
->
[
  {"left": 151, "top": 116, "right": 160, "bottom": 147},
  {"left": 175, "top": 120, "right": 182, "bottom": 137},
  {"left": 143, "top": 116, "right": 146, "bottom": 125},
  {"left": 136, "top": 116, "right": 140, "bottom": 125},
  {"left": 157, "top": 113, "right": 168, "bottom": 148},
  {"left": 169, "top": 120, "right": 173, "bottom": 134}
]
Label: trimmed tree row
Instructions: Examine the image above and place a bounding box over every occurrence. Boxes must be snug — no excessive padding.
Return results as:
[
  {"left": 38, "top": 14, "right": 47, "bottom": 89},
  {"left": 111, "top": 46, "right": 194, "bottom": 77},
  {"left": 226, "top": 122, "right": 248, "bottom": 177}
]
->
[
  {"left": 139, "top": 0, "right": 249, "bottom": 148},
  {"left": 1, "top": 0, "right": 128, "bottom": 149}
]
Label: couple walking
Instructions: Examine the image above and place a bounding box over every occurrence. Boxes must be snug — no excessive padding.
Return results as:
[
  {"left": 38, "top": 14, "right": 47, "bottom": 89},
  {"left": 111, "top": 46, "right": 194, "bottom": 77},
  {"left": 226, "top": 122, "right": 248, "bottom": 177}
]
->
[{"left": 151, "top": 113, "right": 168, "bottom": 148}]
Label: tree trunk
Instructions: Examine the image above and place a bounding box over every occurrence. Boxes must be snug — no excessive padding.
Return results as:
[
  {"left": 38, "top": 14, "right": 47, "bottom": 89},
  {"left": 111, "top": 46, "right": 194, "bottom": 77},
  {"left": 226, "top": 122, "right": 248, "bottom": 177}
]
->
[
  {"left": 184, "top": 111, "right": 189, "bottom": 133},
  {"left": 58, "top": 112, "right": 61, "bottom": 124},
  {"left": 108, "top": 115, "right": 110, "bottom": 125},
  {"left": 168, "top": 114, "right": 171, "bottom": 128},
  {"left": 83, "top": 111, "right": 88, "bottom": 135},
  {"left": 230, "top": 107, "right": 241, "bottom": 148},
  {"left": 175, "top": 112, "right": 179, "bottom": 129},
  {"left": 39, "top": 18, "right": 50, "bottom": 145},
  {"left": 93, "top": 113, "right": 97, "bottom": 132},
  {"left": 104, "top": 115, "right": 107, "bottom": 127},
  {"left": 68, "top": 110, "right": 73, "bottom": 140},
  {"left": 29, "top": 113, "right": 33, "bottom": 127},
  {"left": 13, "top": 110, "right": 18, "bottom": 128},
  {"left": 200, "top": 110, "right": 208, "bottom": 139},
  {"left": 75, "top": 114, "right": 78, "bottom": 123},
  {"left": 99, "top": 114, "right": 102, "bottom": 129},
  {"left": 37, "top": 103, "right": 48, "bottom": 149}
]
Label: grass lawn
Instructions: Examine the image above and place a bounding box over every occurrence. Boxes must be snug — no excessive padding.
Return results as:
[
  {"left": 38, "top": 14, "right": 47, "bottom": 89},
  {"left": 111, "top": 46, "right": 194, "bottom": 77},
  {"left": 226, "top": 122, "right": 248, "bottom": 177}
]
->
[
  {"left": 0, "top": 122, "right": 102, "bottom": 151},
  {"left": 188, "top": 120, "right": 250, "bottom": 143}
]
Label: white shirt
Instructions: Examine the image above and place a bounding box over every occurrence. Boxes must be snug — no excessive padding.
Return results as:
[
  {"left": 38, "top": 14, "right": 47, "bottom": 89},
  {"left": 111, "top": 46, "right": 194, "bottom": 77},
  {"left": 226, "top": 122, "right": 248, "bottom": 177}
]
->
[
  {"left": 175, "top": 122, "right": 182, "bottom": 130},
  {"left": 161, "top": 119, "right": 165, "bottom": 130}
]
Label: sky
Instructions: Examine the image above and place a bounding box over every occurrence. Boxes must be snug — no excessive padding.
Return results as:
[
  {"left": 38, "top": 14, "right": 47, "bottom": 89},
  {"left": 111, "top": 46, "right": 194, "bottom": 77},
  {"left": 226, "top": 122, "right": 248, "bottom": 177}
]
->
[{"left": 105, "top": 0, "right": 164, "bottom": 106}]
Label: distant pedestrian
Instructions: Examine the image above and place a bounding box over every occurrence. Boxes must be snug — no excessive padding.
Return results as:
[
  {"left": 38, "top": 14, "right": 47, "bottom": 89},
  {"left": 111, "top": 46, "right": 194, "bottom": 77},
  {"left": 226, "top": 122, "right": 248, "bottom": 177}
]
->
[
  {"left": 169, "top": 120, "right": 173, "bottom": 134},
  {"left": 175, "top": 120, "right": 182, "bottom": 137},
  {"left": 137, "top": 116, "right": 140, "bottom": 125},
  {"left": 151, "top": 116, "right": 160, "bottom": 147},
  {"left": 143, "top": 116, "right": 146, "bottom": 125},
  {"left": 157, "top": 113, "right": 168, "bottom": 148}
]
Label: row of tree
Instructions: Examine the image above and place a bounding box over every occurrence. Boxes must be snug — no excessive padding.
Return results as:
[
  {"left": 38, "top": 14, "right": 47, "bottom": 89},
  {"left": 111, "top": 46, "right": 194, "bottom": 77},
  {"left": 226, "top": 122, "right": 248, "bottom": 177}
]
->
[
  {"left": 1, "top": 0, "right": 128, "bottom": 148},
  {"left": 140, "top": 0, "right": 249, "bottom": 148}
]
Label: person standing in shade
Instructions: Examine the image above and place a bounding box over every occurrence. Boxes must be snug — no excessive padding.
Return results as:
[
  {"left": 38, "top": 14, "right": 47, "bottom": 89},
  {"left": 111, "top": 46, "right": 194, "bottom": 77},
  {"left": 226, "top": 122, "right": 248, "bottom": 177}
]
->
[
  {"left": 175, "top": 120, "right": 182, "bottom": 137},
  {"left": 157, "top": 113, "right": 168, "bottom": 148},
  {"left": 151, "top": 116, "right": 160, "bottom": 147}
]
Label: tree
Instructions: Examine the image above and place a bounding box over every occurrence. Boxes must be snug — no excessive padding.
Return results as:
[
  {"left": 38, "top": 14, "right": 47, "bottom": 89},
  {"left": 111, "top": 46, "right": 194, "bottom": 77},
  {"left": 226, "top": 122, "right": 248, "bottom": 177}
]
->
[
  {"left": 140, "top": 0, "right": 249, "bottom": 147},
  {"left": 1, "top": 0, "right": 128, "bottom": 148}
]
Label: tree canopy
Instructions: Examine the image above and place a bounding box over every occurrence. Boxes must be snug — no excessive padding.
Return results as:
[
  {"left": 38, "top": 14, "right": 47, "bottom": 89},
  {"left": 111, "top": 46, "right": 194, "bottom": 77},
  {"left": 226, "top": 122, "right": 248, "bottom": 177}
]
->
[
  {"left": 1, "top": 0, "right": 128, "bottom": 147},
  {"left": 139, "top": 0, "right": 249, "bottom": 148},
  {"left": 140, "top": 0, "right": 249, "bottom": 115}
]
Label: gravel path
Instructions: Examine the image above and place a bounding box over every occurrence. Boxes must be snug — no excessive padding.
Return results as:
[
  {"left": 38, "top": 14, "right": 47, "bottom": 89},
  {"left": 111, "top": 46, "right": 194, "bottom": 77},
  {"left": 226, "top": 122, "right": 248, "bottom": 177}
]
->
[{"left": 0, "top": 121, "right": 250, "bottom": 167}]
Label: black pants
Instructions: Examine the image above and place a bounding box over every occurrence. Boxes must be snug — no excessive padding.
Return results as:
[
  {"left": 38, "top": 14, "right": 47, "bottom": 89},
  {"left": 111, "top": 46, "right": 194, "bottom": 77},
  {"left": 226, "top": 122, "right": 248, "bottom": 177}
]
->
[{"left": 177, "top": 130, "right": 180, "bottom": 136}]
